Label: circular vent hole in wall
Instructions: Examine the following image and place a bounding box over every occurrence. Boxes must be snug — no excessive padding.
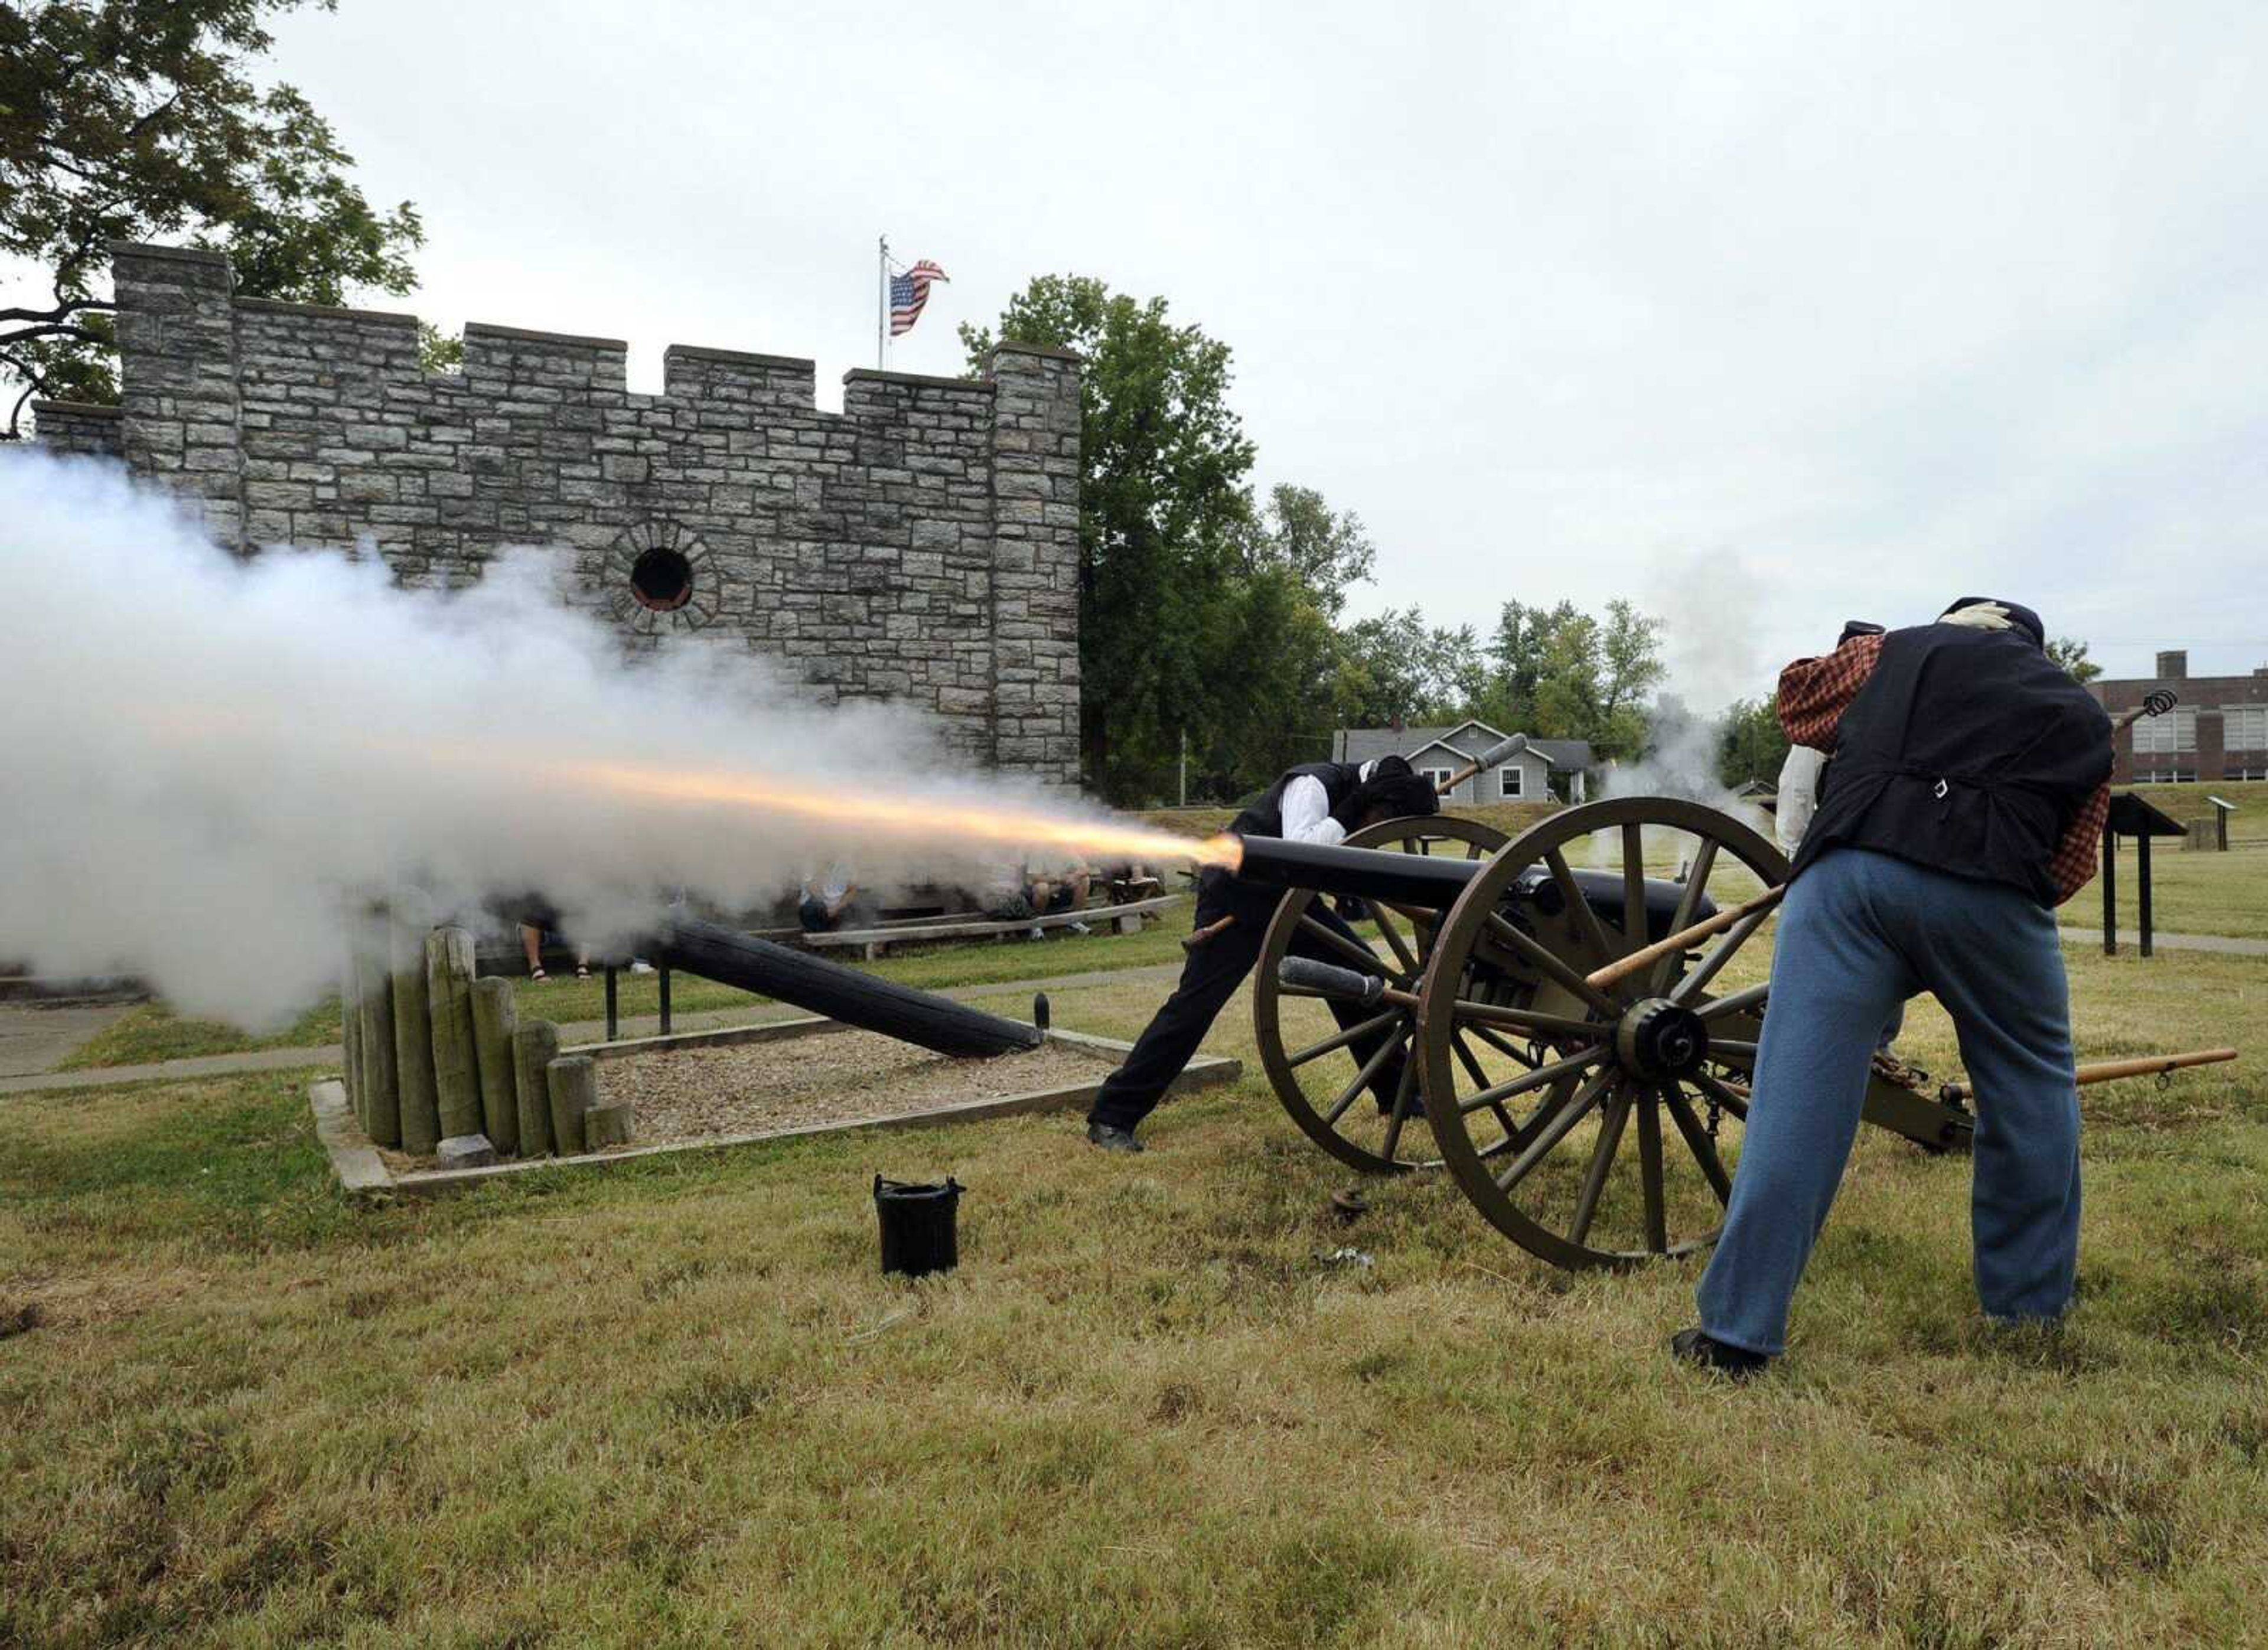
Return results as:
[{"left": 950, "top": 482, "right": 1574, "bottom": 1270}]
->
[{"left": 630, "top": 546, "right": 694, "bottom": 612}]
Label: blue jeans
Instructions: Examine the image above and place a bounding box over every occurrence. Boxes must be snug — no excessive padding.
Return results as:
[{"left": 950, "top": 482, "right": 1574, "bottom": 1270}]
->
[{"left": 1696, "top": 847, "right": 2081, "bottom": 1356}]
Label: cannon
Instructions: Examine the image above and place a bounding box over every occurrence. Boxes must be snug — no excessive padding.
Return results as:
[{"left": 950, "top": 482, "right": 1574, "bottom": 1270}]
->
[
  {"left": 1242, "top": 797, "right": 1982, "bottom": 1270},
  {"left": 655, "top": 913, "right": 1041, "bottom": 1058}
]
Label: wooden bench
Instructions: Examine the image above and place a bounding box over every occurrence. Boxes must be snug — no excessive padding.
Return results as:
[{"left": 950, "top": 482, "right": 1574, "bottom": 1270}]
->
[{"left": 801, "top": 894, "right": 1181, "bottom": 960}]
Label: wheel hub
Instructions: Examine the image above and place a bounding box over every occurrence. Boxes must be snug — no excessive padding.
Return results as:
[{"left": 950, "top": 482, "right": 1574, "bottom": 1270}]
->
[{"left": 1614, "top": 998, "right": 1709, "bottom": 1079}]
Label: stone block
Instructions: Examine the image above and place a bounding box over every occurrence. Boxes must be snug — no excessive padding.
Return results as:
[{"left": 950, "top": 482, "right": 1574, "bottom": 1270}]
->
[{"left": 436, "top": 1133, "right": 499, "bottom": 1169}]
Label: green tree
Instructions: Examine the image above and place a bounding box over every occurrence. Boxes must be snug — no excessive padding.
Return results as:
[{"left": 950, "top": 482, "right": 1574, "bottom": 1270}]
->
[
  {"left": 2047, "top": 635, "right": 2103, "bottom": 684},
  {"left": 1197, "top": 484, "right": 1378, "bottom": 790},
  {"left": 1716, "top": 694, "right": 1791, "bottom": 788},
  {"left": 963, "top": 275, "right": 1257, "bottom": 800},
  {"left": 1473, "top": 598, "right": 1579, "bottom": 730},
  {"left": 1325, "top": 607, "right": 1491, "bottom": 730},
  {"left": 1529, "top": 599, "right": 1663, "bottom": 758},
  {"left": 1, "top": 0, "right": 424, "bottom": 435},
  {"left": 1235, "top": 483, "right": 1374, "bottom": 617}
]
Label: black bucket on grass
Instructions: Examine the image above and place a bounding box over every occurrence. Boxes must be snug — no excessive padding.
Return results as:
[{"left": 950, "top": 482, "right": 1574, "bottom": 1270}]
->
[{"left": 875, "top": 1175, "right": 963, "bottom": 1277}]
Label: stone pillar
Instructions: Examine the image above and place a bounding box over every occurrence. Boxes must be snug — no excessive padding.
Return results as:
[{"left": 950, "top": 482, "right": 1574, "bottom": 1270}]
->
[
  {"left": 109, "top": 242, "right": 243, "bottom": 553},
  {"left": 987, "top": 343, "right": 1084, "bottom": 789},
  {"left": 2197, "top": 710, "right": 2225, "bottom": 784}
]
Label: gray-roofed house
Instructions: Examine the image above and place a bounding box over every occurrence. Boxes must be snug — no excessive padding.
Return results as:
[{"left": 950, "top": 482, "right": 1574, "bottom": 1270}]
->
[{"left": 1331, "top": 720, "right": 1593, "bottom": 804}]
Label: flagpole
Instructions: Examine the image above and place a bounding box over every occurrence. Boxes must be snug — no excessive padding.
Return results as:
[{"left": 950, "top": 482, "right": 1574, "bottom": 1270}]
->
[{"left": 876, "top": 234, "right": 887, "bottom": 369}]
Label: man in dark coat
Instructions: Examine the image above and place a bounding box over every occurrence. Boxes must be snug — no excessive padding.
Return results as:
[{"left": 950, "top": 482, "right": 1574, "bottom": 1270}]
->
[
  {"left": 1084, "top": 755, "right": 1441, "bottom": 1152},
  {"left": 1674, "top": 598, "right": 2112, "bottom": 1375}
]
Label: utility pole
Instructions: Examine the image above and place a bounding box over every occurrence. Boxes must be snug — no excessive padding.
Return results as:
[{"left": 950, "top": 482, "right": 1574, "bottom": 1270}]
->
[{"left": 1178, "top": 728, "right": 1187, "bottom": 808}]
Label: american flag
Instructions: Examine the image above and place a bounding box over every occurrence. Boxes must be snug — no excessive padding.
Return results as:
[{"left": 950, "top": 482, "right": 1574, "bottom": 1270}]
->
[{"left": 889, "top": 260, "right": 949, "bottom": 337}]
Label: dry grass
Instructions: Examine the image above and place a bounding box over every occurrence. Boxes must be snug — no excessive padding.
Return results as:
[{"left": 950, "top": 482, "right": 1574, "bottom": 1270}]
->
[{"left": 2, "top": 924, "right": 2264, "bottom": 1646}]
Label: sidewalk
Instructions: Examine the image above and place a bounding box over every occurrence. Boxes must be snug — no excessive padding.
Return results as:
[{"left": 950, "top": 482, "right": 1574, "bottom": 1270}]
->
[
  {"left": 2059, "top": 927, "right": 2268, "bottom": 957},
  {"left": 0, "top": 962, "right": 1187, "bottom": 1097}
]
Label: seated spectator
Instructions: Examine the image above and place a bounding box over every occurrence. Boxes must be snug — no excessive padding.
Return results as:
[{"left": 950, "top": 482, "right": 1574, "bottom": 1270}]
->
[
  {"left": 517, "top": 917, "right": 589, "bottom": 983},
  {"left": 1107, "top": 861, "right": 1164, "bottom": 903},
  {"left": 799, "top": 863, "right": 858, "bottom": 934},
  {"left": 1026, "top": 861, "right": 1093, "bottom": 935}
]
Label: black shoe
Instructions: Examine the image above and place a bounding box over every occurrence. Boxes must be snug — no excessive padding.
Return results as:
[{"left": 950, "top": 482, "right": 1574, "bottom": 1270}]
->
[
  {"left": 1670, "top": 1328, "right": 1770, "bottom": 1379},
  {"left": 1085, "top": 1121, "right": 1145, "bottom": 1154}
]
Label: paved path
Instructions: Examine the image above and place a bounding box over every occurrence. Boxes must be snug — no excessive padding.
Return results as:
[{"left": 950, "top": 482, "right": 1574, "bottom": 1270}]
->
[
  {"left": 0, "top": 1002, "right": 133, "bottom": 1078},
  {"left": 0, "top": 962, "right": 1189, "bottom": 1098},
  {"left": 2060, "top": 927, "right": 2268, "bottom": 957}
]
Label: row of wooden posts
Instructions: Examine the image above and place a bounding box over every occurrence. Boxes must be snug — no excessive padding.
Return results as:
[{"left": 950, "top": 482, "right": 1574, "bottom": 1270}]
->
[{"left": 340, "top": 911, "right": 631, "bottom": 1160}]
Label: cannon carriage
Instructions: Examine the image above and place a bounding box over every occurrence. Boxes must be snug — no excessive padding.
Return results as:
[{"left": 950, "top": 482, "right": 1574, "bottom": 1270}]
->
[{"left": 1239, "top": 797, "right": 1978, "bottom": 1271}]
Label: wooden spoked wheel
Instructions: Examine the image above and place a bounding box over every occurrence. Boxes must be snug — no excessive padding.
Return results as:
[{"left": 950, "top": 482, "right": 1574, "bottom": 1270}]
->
[
  {"left": 1254, "top": 816, "right": 1510, "bottom": 1175},
  {"left": 1415, "top": 797, "right": 1788, "bottom": 1270}
]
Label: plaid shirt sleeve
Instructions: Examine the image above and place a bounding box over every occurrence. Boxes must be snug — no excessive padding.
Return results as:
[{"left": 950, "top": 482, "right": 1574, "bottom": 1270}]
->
[
  {"left": 1776, "top": 632, "right": 1883, "bottom": 750},
  {"left": 2049, "top": 783, "right": 2110, "bottom": 906}
]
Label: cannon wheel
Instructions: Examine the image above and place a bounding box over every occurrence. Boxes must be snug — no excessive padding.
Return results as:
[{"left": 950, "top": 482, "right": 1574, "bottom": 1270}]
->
[
  {"left": 1416, "top": 797, "right": 1788, "bottom": 1270},
  {"left": 1254, "top": 815, "right": 1511, "bottom": 1175}
]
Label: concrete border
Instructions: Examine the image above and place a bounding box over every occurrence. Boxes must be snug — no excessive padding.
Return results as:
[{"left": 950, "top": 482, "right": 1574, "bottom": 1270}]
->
[
  {"left": 310, "top": 1021, "right": 1240, "bottom": 1198},
  {"left": 308, "top": 1079, "right": 392, "bottom": 1194}
]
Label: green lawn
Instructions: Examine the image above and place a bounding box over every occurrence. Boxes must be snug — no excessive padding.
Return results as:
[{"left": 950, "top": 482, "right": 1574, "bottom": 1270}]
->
[
  {"left": 54, "top": 998, "right": 350, "bottom": 1072},
  {"left": 2069, "top": 840, "right": 2268, "bottom": 942},
  {"left": 56, "top": 905, "right": 1198, "bottom": 1071},
  {"left": 3, "top": 929, "right": 2263, "bottom": 1645}
]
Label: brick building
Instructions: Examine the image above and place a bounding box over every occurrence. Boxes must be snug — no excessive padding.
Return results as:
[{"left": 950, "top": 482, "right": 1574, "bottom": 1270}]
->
[
  {"left": 2090, "top": 650, "right": 2268, "bottom": 784},
  {"left": 31, "top": 242, "right": 1083, "bottom": 785}
]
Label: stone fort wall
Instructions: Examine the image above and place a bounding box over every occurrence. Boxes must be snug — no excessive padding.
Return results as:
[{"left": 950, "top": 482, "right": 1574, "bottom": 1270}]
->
[{"left": 35, "top": 242, "right": 1083, "bottom": 784}]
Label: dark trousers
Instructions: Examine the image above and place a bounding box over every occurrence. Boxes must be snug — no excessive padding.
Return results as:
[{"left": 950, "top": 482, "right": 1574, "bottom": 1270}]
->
[{"left": 1088, "top": 885, "right": 1402, "bottom": 1133}]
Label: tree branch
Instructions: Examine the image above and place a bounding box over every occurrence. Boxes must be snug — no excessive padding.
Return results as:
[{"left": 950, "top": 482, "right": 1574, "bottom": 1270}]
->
[
  {"left": 0, "top": 299, "right": 115, "bottom": 327},
  {"left": 5, "top": 383, "right": 37, "bottom": 443},
  {"left": 0, "top": 323, "right": 107, "bottom": 350}
]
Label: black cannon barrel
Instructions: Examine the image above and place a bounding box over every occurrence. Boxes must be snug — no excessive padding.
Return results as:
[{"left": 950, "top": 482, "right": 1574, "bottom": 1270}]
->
[
  {"left": 1231, "top": 834, "right": 1717, "bottom": 941},
  {"left": 657, "top": 914, "right": 1041, "bottom": 1058},
  {"left": 1233, "top": 835, "right": 1482, "bottom": 905}
]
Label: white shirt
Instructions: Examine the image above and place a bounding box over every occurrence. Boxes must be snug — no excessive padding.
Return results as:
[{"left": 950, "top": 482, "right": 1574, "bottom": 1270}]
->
[
  {"left": 1278, "top": 760, "right": 1382, "bottom": 848},
  {"left": 1775, "top": 746, "right": 1826, "bottom": 856}
]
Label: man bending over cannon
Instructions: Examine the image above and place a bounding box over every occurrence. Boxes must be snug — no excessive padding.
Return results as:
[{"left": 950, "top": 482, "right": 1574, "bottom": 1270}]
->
[
  {"left": 1674, "top": 596, "right": 2111, "bottom": 1375},
  {"left": 1084, "top": 756, "right": 1442, "bottom": 1152}
]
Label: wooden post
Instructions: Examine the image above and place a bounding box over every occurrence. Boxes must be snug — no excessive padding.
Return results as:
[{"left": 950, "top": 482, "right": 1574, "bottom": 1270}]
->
[
  {"left": 426, "top": 926, "right": 483, "bottom": 1141},
  {"left": 2100, "top": 829, "right": 2117, "bottom": 956},
  {"left": 356, "top": 909, "right": 402, "bottom": 1149},
  {"left": 341, "top": 948, "right": 364, "bottom": 1123},
  {"left": 391, "top": 908, "right": 442, "bottom": 1156},
  {"left": 546, "top": 1054, "right": 598, "bottom": 1156},
  {"left": 2137, "top": 830, "right": 2154, "bottom": 958},
  {"left": 584, "top": 1098, "right": 634, "bottom": 1150},
  {"left": 513, "top": 1019, "right": 561, "bottom": 1157},
  {"left": 469, "top": 976, "right": 520, "bottom": 1153}
]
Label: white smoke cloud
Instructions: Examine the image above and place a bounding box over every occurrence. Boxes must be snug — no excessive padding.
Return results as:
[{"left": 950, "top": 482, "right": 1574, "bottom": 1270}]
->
[
  {"left": 1589, "top": 550, "right": 1778, "bottom": 855},
  {"left": 0, "top": 453, "right": 1146, "bottom": 1027}
]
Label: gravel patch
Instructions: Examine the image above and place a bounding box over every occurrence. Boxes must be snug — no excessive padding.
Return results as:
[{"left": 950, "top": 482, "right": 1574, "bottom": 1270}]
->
[
  {"left": 380, "top": 1031, "right": 1115, "bottom": 1167},
  {"left": 604, "top": 1031, "right": 1115, "bottom": 1144}
]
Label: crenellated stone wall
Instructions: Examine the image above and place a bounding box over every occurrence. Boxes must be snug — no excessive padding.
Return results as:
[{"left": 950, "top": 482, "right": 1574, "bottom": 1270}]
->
[{"left": 32, "top": 242, "right": 1083, "bottom": 783}]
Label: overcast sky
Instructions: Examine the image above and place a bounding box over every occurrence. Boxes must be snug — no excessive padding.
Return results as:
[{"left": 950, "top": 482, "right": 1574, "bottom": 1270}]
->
[{"left": 239, "top": 4, "right": 2268, "bottom": 703}]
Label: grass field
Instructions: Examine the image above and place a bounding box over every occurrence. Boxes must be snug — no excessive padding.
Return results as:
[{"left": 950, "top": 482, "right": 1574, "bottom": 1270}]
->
[{"left": 4, "top": 924, "right": 2263, "bottom": 1646}]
